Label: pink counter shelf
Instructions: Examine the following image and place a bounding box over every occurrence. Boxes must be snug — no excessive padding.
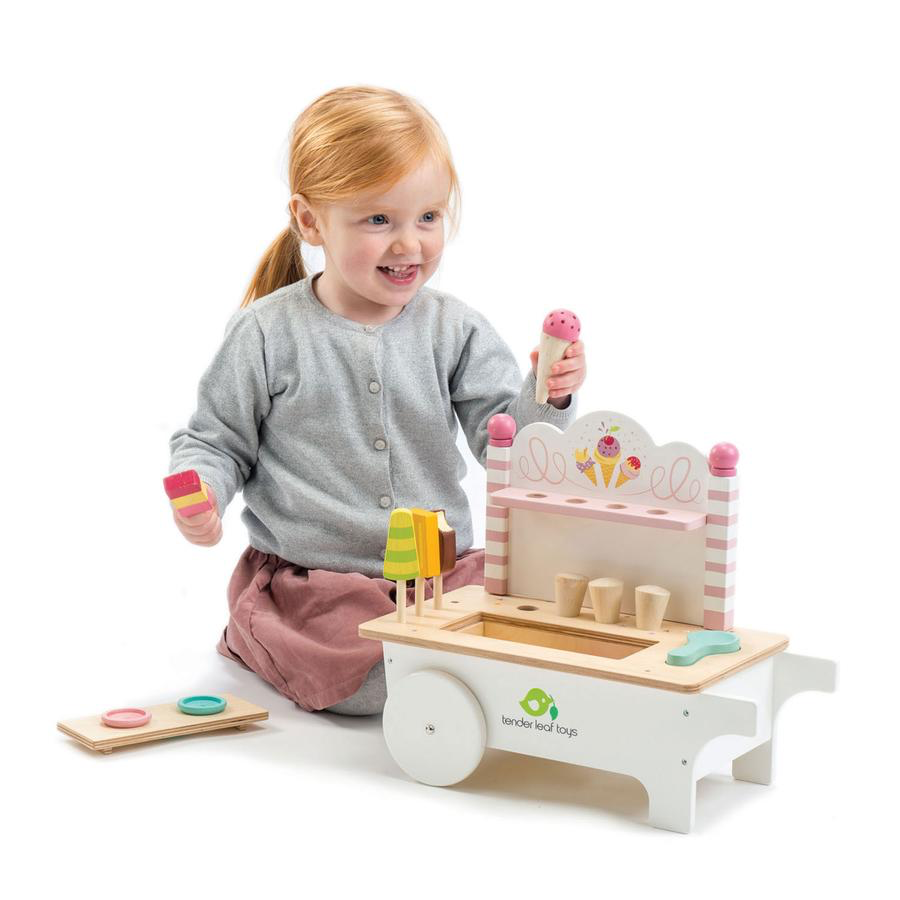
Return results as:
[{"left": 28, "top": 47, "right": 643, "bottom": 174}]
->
[{"left": 489, "top": 486, "right": 707, "bottom": 531}]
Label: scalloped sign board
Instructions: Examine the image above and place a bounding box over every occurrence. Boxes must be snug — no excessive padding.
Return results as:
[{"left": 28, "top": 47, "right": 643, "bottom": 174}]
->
[{"left": 505, "top": 412, "right": 712, "bottom": 627}]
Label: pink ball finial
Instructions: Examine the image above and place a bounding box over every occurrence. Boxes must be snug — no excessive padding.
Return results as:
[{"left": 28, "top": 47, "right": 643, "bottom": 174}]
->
[
  {"left": 488, "top": 414, "right": 517, "bottom": 447},
  {"left": 709, "top": 442, "right": 739, "bottom": 476}
]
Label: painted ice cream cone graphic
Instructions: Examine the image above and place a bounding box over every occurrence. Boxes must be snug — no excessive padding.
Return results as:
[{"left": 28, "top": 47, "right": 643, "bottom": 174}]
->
[
  {"left": 574, "top": 448, "right": 598, "bottom": 486},
  {"left": 593, "top": 434, "right": 621, "bottom": 487},
  {"left": 615, "top": 455, "right": 641, "bottom": 488},
  {"left": 536, "top": 309, "right": 580, "bottom": 404}
]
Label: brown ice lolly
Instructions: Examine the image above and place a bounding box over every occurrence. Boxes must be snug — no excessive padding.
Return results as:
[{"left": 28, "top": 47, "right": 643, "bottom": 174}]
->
[{"left": 432, "top": 509, "right": 457, "bottom": 609}]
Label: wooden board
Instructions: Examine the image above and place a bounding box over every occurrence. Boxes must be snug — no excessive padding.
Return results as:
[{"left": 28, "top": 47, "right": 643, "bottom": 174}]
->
[
  {"left": 57, "top": 693, "right": 268, "bottom": 753},
  {"left": 504, "top": 507, "right": 709, "bottom": 624},
  {"left": 359, "top": 585, "right": 788, "bottom": 693}
]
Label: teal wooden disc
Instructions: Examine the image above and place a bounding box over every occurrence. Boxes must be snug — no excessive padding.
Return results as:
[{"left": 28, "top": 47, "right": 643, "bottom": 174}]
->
[{"left": 177, "top": 695, "right": 227, "bottom": 716}]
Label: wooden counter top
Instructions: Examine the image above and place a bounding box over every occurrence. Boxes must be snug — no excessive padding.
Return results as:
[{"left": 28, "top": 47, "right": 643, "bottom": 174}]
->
[{"left": 359, "top": 585, "right": 788, "bottom": 693}]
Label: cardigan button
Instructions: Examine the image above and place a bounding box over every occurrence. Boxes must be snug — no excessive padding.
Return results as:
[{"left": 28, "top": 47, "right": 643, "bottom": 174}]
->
[
  {"left": 369, "top": 381, "right": 381, "bottom": 393},
  {"left": 374, "top": 439, "right": 387, "bottom": 451},
  {"left": 379, "top": 495, "right": 392, "bottom": 509}
]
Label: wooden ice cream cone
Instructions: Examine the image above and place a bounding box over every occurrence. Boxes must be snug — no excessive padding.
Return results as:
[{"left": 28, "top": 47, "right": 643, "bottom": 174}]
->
[
  {"left": 635, "top": 584, "right": 670, "bottom": 630},
  {"left": 588, "top": 577, "right": 624, "bottom": 624},
  {"left": 554, "top": 572, "right": 588, "bottom": 617},
  {"left": 536, "top": 310, "right": 581, "bottom": 404}
]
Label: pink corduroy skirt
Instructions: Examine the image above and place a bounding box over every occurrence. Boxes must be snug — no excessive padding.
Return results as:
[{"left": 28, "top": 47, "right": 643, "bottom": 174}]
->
[{"left": 217, "top": 546, "right": 485, "bottom": 711}]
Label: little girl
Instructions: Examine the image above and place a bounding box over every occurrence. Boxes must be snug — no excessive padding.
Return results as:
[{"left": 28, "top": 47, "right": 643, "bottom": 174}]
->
[{"left": 169, "top": 86, "right": 587, "bottom": 716}]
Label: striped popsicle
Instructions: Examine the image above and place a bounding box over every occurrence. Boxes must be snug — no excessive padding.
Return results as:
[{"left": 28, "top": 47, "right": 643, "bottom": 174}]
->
[{"left": 384, "top": 508, "right": 419, "bottom": 623}]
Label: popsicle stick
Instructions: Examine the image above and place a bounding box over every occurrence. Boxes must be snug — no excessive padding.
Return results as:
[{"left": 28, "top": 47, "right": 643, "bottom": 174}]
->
[
  {"left": 434, "top": 574, "right": 443, "bottom": 610},
  {"left": 415, "top": 577, "right": 425, "bottom": 617},
  {"left": 397, "top": 579, "right": 407, "bottom": 623}
]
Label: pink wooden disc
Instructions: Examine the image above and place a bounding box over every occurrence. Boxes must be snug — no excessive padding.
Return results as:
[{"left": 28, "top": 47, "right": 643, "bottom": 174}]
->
[{"left": 101, "top": 707, "right": 152, "bottom": 728}]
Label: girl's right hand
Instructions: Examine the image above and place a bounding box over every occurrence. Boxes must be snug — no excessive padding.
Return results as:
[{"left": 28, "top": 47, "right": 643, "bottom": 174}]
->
[{"left": 173, "top": 483, "right": 222, "bottom": 546}]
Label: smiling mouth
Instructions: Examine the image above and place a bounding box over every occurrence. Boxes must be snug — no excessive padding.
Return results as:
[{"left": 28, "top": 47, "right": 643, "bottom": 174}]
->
[
  {"left": 377, "top": 264, "right": 419, "bottom": 274},
  {"left": 377, "top": 264, "right": 420, "bottom": 285}
]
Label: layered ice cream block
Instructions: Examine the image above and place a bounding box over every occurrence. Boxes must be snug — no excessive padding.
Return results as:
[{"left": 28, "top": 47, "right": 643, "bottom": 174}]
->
[{"left": 163, "top": 469, "right": 213, "bottom": 517}]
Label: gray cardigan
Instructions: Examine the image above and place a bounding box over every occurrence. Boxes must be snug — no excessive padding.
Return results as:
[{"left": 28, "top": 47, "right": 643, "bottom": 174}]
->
[{"left": 169, "top": 273, "right": 577, "bottom": 577}]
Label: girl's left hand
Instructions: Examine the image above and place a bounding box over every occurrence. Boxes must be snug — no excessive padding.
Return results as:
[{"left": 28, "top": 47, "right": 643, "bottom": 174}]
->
[{"left": 530, "top": 340, "right": 587, "bottom": 408}]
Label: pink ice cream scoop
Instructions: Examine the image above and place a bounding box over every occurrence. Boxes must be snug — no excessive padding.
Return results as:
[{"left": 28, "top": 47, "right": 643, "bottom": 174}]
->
[
  {"left": 542, "top": 309, "right": 581, "bottom": 341},
  {"left": 536, "top": 309, "right": 581, "bottom": 404},
  {"left": 594, "top": 435, "right": 621, "bottom": 459}
]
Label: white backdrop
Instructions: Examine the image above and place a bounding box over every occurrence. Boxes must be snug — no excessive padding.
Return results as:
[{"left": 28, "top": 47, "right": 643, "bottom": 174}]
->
[{"left": 3, "top": 1, "right": 896, "bottom": 896}]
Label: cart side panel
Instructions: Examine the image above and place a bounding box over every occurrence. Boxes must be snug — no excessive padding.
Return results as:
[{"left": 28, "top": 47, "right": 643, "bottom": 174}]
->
[{"left": 382, "top": 643, "right": 761, "bottom": 782}]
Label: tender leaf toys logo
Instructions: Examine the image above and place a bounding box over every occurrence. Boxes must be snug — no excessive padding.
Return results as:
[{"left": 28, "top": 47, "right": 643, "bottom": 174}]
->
[{"left": 500, "top": 688, "right": 578, "bottom": 739}]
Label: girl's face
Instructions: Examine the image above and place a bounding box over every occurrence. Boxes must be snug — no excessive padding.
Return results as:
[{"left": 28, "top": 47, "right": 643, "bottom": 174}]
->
[{"left": 292, "top": 156, "right": 451, "bottom": 323}]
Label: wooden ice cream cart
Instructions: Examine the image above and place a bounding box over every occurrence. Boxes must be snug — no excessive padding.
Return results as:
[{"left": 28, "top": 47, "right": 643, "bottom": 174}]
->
[{"left": 360, "top": 412, "right": 836, "bottom": 833}]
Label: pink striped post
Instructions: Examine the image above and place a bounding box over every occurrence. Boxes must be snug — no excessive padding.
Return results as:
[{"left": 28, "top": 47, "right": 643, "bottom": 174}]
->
[
  {"left": 704, "top": 443, "right": 740, "bottom": 630},
  {"left": 485, "top": 414, "right": 517, "bottom": 595}
]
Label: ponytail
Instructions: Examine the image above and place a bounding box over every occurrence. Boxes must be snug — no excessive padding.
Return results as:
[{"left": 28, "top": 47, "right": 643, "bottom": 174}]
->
[{"left": 241, "top": 226, "right": 306, "bottom": 308}]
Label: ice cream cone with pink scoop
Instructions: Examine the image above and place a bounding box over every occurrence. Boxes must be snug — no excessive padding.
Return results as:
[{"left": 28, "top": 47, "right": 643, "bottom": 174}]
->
[
  {"left": 594, "top": 434, "right": 622, "bottom": 487},
  {"left": 616, "top": 455, "right": 641, "bottom": 488},
  {"left": 536, "top": 309, "right": 581, "bottom": 404}
]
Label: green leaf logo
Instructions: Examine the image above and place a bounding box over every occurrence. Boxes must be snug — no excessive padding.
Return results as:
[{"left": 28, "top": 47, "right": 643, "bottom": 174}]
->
[
  {"left": 549, "top": 704, "right": 559, "bottom": 721},
  {"left": 519, "top": 688, "right": 556, "bottom": 718}
]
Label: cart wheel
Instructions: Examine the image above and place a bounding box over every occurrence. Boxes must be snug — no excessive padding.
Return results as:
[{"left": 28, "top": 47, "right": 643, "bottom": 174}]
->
[{"left": 383, "top": 669, "right": 486, "bottom": 787}]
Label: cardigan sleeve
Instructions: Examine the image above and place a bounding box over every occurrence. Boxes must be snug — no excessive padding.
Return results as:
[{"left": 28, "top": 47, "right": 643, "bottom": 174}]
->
[
  {"left": 168, "top": 309, "right": 272, "bottom": 514},
  {"left": 449, "top": 309, "right": 577, "bottom": 467}
]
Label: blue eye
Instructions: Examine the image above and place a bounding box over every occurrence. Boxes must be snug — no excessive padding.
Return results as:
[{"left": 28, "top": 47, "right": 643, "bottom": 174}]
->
[{"left": 366, "top": 211, "right": 442, "bottom": 226}]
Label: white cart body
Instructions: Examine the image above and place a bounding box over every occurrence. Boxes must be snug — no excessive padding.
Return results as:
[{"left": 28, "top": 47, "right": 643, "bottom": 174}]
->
[
  {"left": 380, "top": 640, "right": 835, "bottom": 833},
  {"left": 365, "top": 411, "right": 836, "bottom": 832}
]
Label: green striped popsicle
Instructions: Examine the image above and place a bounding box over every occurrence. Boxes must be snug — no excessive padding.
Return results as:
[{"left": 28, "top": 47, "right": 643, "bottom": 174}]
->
[{"left": 383, "top": 508, "right": 420, "bottom": 581}]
